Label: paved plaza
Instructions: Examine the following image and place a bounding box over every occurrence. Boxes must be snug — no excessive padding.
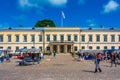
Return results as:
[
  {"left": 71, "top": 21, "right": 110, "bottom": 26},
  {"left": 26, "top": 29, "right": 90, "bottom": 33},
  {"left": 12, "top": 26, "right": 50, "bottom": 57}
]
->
[{"left": 0, "top": 54, "right": 120, "bottom": 80}]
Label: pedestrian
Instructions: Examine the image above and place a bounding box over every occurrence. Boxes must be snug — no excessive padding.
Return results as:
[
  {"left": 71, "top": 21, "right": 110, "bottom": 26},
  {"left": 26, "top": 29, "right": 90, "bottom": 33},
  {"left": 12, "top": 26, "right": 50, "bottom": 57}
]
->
[
  {"left": 105, "top": 51, "right": 108, "bottom": 62},
  {"left": 77, "top": 51, "right": 81, "bottom": 61},
  {"left": 82, "top": 53, "right": 85, "bottom": 61},
  {"left": 1, "top": 51, "right": 4, "bottom": 63},
  {"left": 53, "top": 50, "right": 56, "bottom": 57},
  {"left": 0, "top": 57, "right": 1, "bottom": 63},
  {"left": 40, "top": 52, "right": 44, "bottom": 59},
  {"left": 37, "top": 53, "right": 40, "bottom": 64},
  {"left": 116, "top": 52, "right": 120, "bottom": 64},
  {"left": 94, "top": 53, "right": 102, "bottom": 73},
  {"left": 110, "top": 52, "right": 117, "bottom": 67}
]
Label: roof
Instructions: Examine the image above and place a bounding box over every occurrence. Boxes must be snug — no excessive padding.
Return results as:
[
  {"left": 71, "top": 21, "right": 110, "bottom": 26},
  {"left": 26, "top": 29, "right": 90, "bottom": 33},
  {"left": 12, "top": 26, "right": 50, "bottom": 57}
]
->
[{"left": 0, "top": 27, "right": 120, "bottom": 32}]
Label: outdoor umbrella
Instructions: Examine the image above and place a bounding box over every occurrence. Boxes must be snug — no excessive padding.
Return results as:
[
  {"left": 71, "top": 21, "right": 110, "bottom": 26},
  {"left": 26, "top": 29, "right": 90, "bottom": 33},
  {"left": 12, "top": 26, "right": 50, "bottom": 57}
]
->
[{"left": 27, "top": 48, "right": 41, "bottom": 53}]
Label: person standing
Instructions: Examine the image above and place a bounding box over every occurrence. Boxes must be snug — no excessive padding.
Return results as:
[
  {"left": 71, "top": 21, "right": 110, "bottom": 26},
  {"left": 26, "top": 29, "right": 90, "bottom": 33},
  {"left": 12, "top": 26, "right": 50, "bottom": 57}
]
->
[
  {"left": 94, "top": 53, "right": 102, "bottom": 73},
  {"left": 40, "top": 52, "right": 44, "bottom": 59},
  {"left": 37, "top": 53, "right": 40, "bottom": 64},
  {"left": 1, "top": 51, "right": 4, "bottom": 63}
]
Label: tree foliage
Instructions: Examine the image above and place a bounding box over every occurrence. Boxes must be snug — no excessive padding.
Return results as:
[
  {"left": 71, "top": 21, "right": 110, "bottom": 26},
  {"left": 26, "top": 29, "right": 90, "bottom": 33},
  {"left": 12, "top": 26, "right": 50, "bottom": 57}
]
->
[{"left": 34, "top": 19, "right": 56, "bottom": 27}]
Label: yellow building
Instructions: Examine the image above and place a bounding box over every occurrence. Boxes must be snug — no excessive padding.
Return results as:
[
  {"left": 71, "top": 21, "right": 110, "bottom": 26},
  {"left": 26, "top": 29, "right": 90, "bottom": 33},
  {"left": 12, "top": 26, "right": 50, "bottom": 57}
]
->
[{"left": 0, "top": 27, "right": 120, "bottom": 53}]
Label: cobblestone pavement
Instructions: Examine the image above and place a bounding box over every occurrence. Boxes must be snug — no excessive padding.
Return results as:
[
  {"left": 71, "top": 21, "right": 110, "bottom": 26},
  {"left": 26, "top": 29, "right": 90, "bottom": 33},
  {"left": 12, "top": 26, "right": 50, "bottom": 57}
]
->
[{"left": 0, "top": 54, "right": 120, "bottom": 80}]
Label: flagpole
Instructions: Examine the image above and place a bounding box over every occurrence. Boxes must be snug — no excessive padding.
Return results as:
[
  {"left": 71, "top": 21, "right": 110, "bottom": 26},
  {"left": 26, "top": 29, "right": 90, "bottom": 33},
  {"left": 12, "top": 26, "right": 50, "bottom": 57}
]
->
[
  {"left": 61, "top": 11, "right": 65, "bottom": 27},
  {"left": 61, "top": 14, "right": 63, "bottom": 27}
]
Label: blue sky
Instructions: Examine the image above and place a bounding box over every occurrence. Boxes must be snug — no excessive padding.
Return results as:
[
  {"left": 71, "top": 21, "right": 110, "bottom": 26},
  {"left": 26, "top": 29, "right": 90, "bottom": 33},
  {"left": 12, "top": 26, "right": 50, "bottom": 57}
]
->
[{"left": 0, "top": 0, "right": 120, "bottom": 28}]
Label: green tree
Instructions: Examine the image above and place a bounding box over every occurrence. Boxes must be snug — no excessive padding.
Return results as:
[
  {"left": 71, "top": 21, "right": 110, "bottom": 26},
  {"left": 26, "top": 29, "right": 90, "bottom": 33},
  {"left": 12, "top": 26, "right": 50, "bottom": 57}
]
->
[{"left": 34, "top": 19, "right": 56, "bottom": 27}]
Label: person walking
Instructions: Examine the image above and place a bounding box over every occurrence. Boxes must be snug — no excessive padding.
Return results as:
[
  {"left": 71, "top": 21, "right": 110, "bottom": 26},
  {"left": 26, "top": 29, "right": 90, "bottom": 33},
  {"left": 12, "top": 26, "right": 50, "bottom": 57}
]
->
[
  {"left": 53, "top": 50, "right": 56, "bottom": 57},
  {"left": 110, "top": 52, "right": 117, "bottom": 67},
  {"left": 94, "top": 53, "right": 102, "bottom": 73},
  {"left": 70, "top": 52, "right": 76, "bottom": 60},
  {"left": 77, "top": 51, "right": 81, "bottom": 61}
]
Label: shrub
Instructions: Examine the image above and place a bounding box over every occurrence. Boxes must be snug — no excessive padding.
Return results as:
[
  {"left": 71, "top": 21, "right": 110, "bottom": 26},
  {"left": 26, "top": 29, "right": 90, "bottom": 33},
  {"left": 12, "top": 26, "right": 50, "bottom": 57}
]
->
[{"left": 44, "top": 52, "right": 52, "bottom": 55}]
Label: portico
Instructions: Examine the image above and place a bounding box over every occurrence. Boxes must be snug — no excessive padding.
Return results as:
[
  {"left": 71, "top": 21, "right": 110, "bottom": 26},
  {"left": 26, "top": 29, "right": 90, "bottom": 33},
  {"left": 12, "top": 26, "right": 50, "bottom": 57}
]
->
[{"left": 50, "top": 41, "right": 74, "bottom": 53}]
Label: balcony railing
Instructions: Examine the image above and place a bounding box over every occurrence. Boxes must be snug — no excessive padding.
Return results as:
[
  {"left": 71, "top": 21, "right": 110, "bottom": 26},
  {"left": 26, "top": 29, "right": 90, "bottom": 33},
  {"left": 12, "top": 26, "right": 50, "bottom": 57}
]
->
[{"left": 50, "top": 40, "right": 74, "bottom": 44}]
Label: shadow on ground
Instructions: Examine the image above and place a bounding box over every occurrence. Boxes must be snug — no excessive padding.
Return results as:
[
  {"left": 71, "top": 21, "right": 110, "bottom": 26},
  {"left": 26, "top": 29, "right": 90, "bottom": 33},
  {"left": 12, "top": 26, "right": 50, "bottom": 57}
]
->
[{"left": 82, "top": 70, "right": 95, "bottom": 73}]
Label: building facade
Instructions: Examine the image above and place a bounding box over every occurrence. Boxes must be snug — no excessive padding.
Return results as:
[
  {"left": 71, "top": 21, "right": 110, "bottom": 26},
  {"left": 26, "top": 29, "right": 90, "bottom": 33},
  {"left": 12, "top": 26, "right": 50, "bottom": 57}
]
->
[{"left": 0, "top": 27, "right": 120, "bottom": 53}]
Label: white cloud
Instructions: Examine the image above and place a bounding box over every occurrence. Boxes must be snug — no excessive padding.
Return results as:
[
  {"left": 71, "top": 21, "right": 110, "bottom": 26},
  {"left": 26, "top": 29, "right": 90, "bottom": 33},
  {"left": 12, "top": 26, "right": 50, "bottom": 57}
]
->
[
  {"left": 89, "top": 23, "right": 95, "bottom": 27},
  {"left": 86, "top": 19, "right": 96, "bottom": 27},
  {"left": 19, "top": 0, "right": 36, "bottom": 8},
  {"left": 49, "top": 0, "right": 67, "bottom": 7},
  {"left": 103, "top": 0, "right": 120, "bottom": 13},
  {"left": 18, "top": 0, "right": 68, "bottom": 9}
]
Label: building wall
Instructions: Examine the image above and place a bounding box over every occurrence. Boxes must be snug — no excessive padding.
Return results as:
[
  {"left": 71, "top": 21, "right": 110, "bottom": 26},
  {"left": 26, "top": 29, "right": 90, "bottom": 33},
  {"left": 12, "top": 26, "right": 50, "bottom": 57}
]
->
[
  {"left": 0, "top": 28, "right": 120, "bottom": 53},
  {"left": 0, "top": 30, "right": 43, "bottom": 52},
  {"left": 80, "top": 30, "right": 120, "bottom": 50}
]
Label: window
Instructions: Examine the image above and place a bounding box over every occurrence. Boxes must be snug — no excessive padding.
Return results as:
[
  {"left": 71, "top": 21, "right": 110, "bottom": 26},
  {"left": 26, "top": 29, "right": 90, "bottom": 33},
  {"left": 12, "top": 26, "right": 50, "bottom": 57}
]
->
[
  {"left": 119, "top": 46, "right": 120, "bottom": 49},
  {"left": 111, "top": 35, "right": 115, "bottom": 42},
  {"left": 7, "top": 35, "right": 11, "bottom": 42},
  {"left": 111, "top": 46, "right": 115, "bottom": 50},
  {"left": 39, "top": 46, "right": 42, "bottom": 51},
  {"left": 31, "top": 46, "right": 35, "bottom": 48},
  {"left": 60, "top": 35, "right": 64, "bottom": 41},
  {"left": 23, "top": 35, "right": 27, "bottom": 42},
  {"left": 46, "top": 35, "right": 50, "bottom": 42},
  {"left": 16, "top": 46, "right": 19, "bottom": 52},
  {"left": 31, "top": 35, "right": 35, "bottom": 42},
  {"left": 0, "top": 35, "right": 3, "bottom": 42},
  {"left": 118, "top": 35, "right": 120, "bottom": 42},
  {"left": 7, "top": 46, "right": 11, "bottom": 49},
  {"left": 89, "top": 46, "right": 92, "bottom": 49},
  {"left": 46, "top": 46, "right": 50, "bottom": 51},
  {"left": 89, "top": 35, "right": 92, "bottom": 42},
  {"left": 0, "top": 47, "right": 3, "bottom": 49},
  {"left": 81, "top": 35, "right": 85, "bottom": 42},
  {"left": 96, "top": 35, "right": 100, "bottom": 42},
  {"left": 39, "top": 35, "right": 42, "bottom": 42},
  {"left": 103, "top": 35, "right": 107, "bottom": 42},
  {"left": 74, "top": 35, "right": 78, "bottom": 42},
  {"left": 96, "top": 46, "right": 100, "bottom": 50},
  {"left": 74, "top": 46, "right": 78, "bottom": 51},
  {"left": 104, "top": 46, "right": 107, "bottom": 50},
  {"left": 23, "top": 46, "right": 27, "bottom": 49},
  {"left": 15, "top": 35, "right": 19, "bottom": 42},
  {"left": 67, "top": 35, "right": 71, "bottom": 41},
  {"left": 53, "top": 35, "right": 57, "bottom": 41},
  {"left": 81, "top": 46, "right": 85, "bottom": 49}
]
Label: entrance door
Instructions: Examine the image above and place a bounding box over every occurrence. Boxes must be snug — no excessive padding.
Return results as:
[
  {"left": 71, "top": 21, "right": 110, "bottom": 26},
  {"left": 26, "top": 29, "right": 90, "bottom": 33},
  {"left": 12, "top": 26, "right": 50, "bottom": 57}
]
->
[
  {"left": 67, "top": 45, "right": 71, "bottom": 53},
  {"left": 60, "top": 45, "right": 64, "bottom": 53},
  {"left": 53, "top": 45, "right": 57, "bottom": 52}
]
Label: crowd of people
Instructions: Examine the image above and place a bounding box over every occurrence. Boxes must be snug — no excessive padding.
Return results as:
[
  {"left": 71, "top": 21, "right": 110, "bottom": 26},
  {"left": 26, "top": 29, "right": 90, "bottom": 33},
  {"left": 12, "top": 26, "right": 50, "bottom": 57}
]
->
[
  {"left": 18, "top": 52, "right": 45, "bottom": 66},
  {"left": 1, "top": 49, "right": 120, "bottom": 73},
  {"left": 0, "top": 49, "right": 57, "bottom": 66},
  {"left": 70, "top": 50, "right": 120, "bottom": 73},
  {"left": 0, "top": 50, "right": 12, "bottom": 63}
]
